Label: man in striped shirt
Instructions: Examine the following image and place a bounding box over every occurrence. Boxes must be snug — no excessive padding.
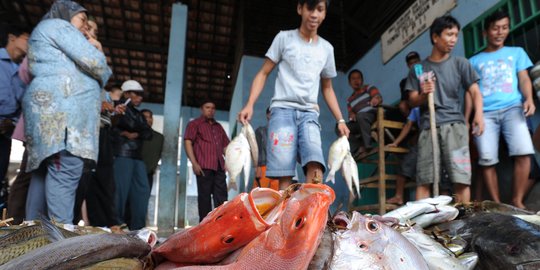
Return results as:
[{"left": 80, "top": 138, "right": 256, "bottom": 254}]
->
[
  {"left": 184, "top": 101, "right": 230, "bottom": 222},
  {"left": 346, "top": 69, "right": 382, "bottom": 157}
]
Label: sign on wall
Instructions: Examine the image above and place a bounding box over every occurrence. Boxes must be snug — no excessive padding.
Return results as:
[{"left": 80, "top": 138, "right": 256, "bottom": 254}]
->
[{"left": 381, "top": 0, "right": 457, "bottom": 63}]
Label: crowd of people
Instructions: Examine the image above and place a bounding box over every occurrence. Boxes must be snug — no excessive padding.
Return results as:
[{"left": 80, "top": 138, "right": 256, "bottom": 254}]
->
[
  {"left": 344, "top": 12, "right": 537, "bottom": 209},
  {"left": 1, "top": 0, "right": 538, "bottom": 230},
  {"left": 0, "top": 0, "right": 163, "bottom": 229}
]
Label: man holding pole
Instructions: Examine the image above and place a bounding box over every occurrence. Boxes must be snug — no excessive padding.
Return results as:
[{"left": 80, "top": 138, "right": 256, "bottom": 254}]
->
[{"left": 405, "top": 15, "right": 484, "bottom": 203}]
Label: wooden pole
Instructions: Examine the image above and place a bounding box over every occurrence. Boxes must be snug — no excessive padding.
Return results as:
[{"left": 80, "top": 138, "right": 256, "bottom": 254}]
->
[{"left": 428, "top": 92, "right": 440, "bottom": 196}]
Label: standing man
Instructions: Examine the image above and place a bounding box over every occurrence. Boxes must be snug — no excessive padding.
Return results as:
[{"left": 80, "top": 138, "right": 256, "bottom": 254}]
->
[
  {"left": 112, "top": 80, "right": 153, "bottom": 230},
  {"left": 346, "top": 69, "right": 382, "bottom": 158},
  {"left": 0, "top": 24, "right": 29, "bottom": 210},
  {"left": 184, "top": 101, "right": 230, "bottom": 222},
  {"left": 141, "top": 109, "right": 164, "bottom": 189},
  {"left": 406, "top": 15, "right": 484, "bottom": 203},
  {"left": 469, "top": 11, "right": 535, "bottom": 209},
  {"left": 398, "top": 51, "right": 421, "bottom": 118}
]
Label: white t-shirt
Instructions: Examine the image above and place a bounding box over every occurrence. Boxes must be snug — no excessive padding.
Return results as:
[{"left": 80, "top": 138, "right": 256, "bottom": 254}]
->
[{"left": 265, "top": 29, "right": 337, "bottom": 112}]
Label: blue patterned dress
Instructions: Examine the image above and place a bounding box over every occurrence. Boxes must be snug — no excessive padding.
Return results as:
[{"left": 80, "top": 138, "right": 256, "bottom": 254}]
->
[{"left": 23, "top": 19, "right": 111, "bottom": 171}]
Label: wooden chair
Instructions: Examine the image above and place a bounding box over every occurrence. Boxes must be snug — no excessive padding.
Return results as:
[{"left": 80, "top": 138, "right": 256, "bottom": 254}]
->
[{"left": 352, "top": 106, "right": 410, "bottom": 215}]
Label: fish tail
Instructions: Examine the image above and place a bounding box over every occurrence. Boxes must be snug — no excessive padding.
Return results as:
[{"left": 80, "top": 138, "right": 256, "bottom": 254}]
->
[
  {"left": 325, "top": 171, "right": 336, "bottom": 184},
  {"left": 40, "top": 215, "right": 65, "bottom": 242}
]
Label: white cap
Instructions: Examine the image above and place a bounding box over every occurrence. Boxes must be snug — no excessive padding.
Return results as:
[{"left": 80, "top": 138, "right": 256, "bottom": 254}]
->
[{"left": 121, "top": 80, "right": 144, "bottom": 92}]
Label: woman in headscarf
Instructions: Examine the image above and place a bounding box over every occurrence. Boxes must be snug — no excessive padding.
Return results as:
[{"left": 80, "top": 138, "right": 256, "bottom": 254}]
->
[{"left": 23, "top": 0, "right": 112, "bottom": 224}]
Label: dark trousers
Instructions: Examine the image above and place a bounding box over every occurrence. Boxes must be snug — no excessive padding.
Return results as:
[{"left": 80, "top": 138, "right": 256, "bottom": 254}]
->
[
  {"left": 196, "top": 169, "right": 227, "bottom": 222},
  {"left": 7, "top": 150, "right": 31, "bottom": 224},
  {"left": 86, "top": 127, "right": 118, "bottom": 227},
  {"left": 348, "top": 111, "right": 376, "bottom": 150},
  {"left": 0, "top": 135, "right": 11, "bottom": 210}
]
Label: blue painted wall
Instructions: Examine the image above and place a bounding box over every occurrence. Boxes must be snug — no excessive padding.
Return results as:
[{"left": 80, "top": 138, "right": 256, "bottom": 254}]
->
[{"left": 349, "top": 0, "right": 500, "bottom": 103}]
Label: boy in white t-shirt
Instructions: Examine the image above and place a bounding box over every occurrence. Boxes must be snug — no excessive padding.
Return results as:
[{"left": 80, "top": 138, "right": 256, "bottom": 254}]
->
[{"left": 238, "top": 0, "right": 349, "bottom": 190}]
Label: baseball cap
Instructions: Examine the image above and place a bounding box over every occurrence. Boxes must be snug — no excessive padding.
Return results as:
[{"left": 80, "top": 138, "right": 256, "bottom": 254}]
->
[
  {"left": 405, "top": 51, "right": 420, "bottom": 62},
  {"left": 121, "top": 80, "right": 144, "bottom": 92}
]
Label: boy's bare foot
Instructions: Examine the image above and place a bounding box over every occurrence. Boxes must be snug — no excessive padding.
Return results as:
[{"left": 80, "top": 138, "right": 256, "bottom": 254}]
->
[
  {"left": 512, "top": 200, "right": 527, "bottom": 210},
  {"left": 386, "top": 196, "right": 403, "bottom": 205}
]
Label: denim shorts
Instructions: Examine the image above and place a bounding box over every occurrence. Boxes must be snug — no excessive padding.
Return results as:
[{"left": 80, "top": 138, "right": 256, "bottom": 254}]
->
[
  {"left": 474, "top": 105, "right": 534, "bottom": 166},
  {"left": 266, "top": 107, "right": 326, "bottom": 178}
]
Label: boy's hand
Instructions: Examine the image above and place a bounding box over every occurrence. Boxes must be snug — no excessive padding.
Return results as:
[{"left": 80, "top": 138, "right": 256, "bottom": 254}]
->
[
  {"left": 524, "top": 98, "right": 536, "bottom": 117},
  {"left": 472, "top": 114, "right": 485, "bottom": 136},
  {"left": 337, "top": 122, "right": 350, "bottom": 138},
  {"left": 420, "top": 79, "right": 435, "bottom": 94},
  {"left": 387, "top": 142, "right": 398, "bottom": 148},
  {"left": 238, "top": 106, "right": 253, "bottom": 125}
]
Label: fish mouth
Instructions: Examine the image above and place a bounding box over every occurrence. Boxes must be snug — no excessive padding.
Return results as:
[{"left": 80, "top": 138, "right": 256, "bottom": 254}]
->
[
  {"left": 295, "top": 184, "right": 336, "bottom": 202},
  {"left": 248, "top": 188, "right": 284, "bottom": 227}
]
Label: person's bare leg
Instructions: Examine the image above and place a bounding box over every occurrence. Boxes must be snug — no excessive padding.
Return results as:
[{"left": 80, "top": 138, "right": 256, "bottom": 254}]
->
[
  {"left": 415, "top": 184, "right": 431, "bottom": 200},
  {"left": 387, "top": 175, "right": 405, "bottom": 205},
  {"left": 481, "top": 166, "right": 500, "bottom": 202},
  {"left": 454, "top": 183, "right": 471, "bottom": 203},
  {"left": 473, "top": 169, "right": 484, "bottom": 201},
  {"left": 81, "top": 200, "right": 90, "bottom": 225},
  {"left": 278, "top": 177, "right": 294, "bottom": 190},
  {"left": 305, "top": 162, "right": 324, "bottom": 184},
  {"left": 512, "top": 155, "right": 531, "bottom": 209}
]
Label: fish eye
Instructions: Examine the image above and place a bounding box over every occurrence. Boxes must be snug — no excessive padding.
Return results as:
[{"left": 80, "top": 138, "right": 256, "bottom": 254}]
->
[
  {"left": 366, "top": 221, "right": 379, "bottom": 232},
  {"left": 222, "top": 235, "right": 235, "bottom": 244},
  {"left": 294, "top": 217, "right": 306, "bottom": 229},
  {"left": 358, "top": 242, "right": 368, "bottom": 251}
]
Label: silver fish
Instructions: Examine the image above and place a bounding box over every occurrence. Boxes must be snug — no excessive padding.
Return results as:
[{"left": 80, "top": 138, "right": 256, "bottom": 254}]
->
[
  {"left": 340, "top": 151, "right": 360, "bottom": 198},
  {"left": 330, "top": 212, "right": 429, "bottom": 270},
  {"left": 411, "top": 205, "right": 459, "bottom": 228},
  {"left": 225, "top": 132, "right": 251, "bottom": 191},
  {"left": 241, "top": 123, "right": 258, "bottom": 166},
  {"left": 400, "top": 225, "right": 466, "bottom": 270},
  {"left": 383, "top": 195, "right": 453, "bottom": 224},
  {"left": 326, "top": 136, "right": 349, "bottom": 184}
]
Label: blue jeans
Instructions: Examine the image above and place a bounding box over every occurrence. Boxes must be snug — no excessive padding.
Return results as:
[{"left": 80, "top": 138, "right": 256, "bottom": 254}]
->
[
  {"left": 114, "top": 157, "right": 149, "bottom": 230},
  {"left": 474, "top": 105, "right": 534, "bottom": 166},
  {"left": 266, "top": 107, "right": 325, "bottom": 178},
  {"left": 26, "top": 150, "right": 84, "bottom": 223}
]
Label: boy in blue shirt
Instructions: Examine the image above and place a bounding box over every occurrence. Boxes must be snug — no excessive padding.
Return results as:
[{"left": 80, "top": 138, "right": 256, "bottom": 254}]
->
[
  {"left": 238, "top": 0, "right": 349, "bottom": 190},
  {"left": 469, "top": 11, "right": 535, "bottom": 209}
]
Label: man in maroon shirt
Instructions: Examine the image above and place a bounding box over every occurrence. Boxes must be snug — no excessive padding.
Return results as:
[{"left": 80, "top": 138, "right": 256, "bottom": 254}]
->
[{"left": 184, "top": 100, "right": 230, "bottom": 222}]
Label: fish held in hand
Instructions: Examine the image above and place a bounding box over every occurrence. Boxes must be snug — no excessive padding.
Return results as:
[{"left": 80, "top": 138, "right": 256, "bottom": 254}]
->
[
  {"left": 225, "top": 132, "right": 251, "bottom": 191},
  {"left": 241, "top": 123, "right": 258, "bottom": 165},
  {"left": 341, "top": 151, "right": 360, "bottom": 198},
  {"left": 326, "top": 136, "right": 350, "bottom": 184}
]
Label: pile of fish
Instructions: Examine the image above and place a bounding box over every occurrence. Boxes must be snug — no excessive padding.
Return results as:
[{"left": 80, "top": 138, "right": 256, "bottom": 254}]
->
[
  {"left": 2, "top": 188, "right": 540, "bottom": 270},
  {"left": 225, "top": 123, "right": 258, "bottom": 191},
  {"left": 152, "top": 184, "right": 336, "bottom": 269},
  {"left": 0, "top": 219, "right": 154, "bottom": 269},
  {"left": 326, "top": 136, "right": 360, "bottom": 198}
]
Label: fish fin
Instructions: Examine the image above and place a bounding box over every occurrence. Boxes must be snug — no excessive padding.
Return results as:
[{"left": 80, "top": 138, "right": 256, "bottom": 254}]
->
[
  {"left": 40, "top": 215, "right": 66, "bottom": 242},
  {"left": 228, "top": 181, "right": 238, "bottom": 191},
  {"left": 325, "top": 171, "right": 336, "bottom": 184}
]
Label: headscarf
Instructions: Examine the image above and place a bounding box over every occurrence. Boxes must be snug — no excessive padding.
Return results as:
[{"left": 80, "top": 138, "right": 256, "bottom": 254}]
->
[{"left": 42, "top": 0, "right": 86, "bottom": 21}]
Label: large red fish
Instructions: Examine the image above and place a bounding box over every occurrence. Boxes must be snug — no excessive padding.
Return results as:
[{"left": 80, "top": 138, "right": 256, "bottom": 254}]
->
[
  {"left": 152, "top": 188, "right": 284, "bottom": 264},
  {"left": 173, "top": 183, "right": 335, "bottom": 270}
]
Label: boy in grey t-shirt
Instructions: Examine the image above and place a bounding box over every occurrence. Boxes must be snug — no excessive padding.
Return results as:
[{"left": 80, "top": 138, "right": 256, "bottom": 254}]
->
[
  {"left": 405, "top": 15, "right": 484, "bottom": 203},
  {"left": 238, "top": 0, "right": 349, "bottom": 190}
]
